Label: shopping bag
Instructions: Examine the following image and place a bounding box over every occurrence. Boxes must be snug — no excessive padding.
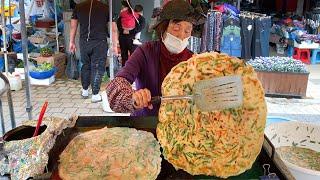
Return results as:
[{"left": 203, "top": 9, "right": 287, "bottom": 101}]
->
[{"left": 66, "top": 53, "right": 79, "bottom": 80}]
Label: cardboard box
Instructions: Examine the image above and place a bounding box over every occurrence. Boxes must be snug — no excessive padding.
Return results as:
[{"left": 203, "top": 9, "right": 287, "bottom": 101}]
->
[
  {"left": 36, "top": 53, "right": 67, "bottom": 78},
  {"left": 0, "top": 52, "right": 17, "bottom": 59},
  {"left": 30, "top": 76, "right": 55, "bottom": 86}
]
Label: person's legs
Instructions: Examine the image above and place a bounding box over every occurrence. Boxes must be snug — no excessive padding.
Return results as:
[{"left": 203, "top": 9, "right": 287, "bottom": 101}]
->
[
  {"left": 79, "top": 39, "right": 91, "bottom": 98},
  {"left": 119, "top": 35, "right": 129, "bottom": 67},
  {"left": 128, "top": 37, "right": 137, "bottom": 55},
  {"left": 90, "top": 40, "right": 108, "bottom": 102},
  {"left": 91, "top": 40, "right": 108, "bottom": 102}
]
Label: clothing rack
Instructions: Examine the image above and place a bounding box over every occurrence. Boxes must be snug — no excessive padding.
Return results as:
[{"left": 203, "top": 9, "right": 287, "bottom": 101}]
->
[
  {"left": 240, "top": 11, "right": 271, "bottom": 59},
  {"left": 240, "top": 11, "right": 268, "bottom": 17},
  {"left": 198, "top": 9, "right": 271, "bottom": 59}
]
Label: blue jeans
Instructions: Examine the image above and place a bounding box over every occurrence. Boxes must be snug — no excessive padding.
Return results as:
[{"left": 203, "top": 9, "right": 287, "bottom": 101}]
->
[
  {"left": 260, "top": 18, "right": 272, "bottom": 57},
  {"left": 252, "top": 18, "right": 271, "bottom": 58},
  {"left": 240, "top": 16, "right": 254, "bottom": 59}
]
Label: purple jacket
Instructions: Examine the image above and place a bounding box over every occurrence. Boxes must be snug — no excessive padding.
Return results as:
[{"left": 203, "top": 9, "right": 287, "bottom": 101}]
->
[{"left": 117, "top": 41, "right": 162, "bottom": 116}]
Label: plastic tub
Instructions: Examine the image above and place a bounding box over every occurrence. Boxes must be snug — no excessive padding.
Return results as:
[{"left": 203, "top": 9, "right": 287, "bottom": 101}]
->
[
  {"left": 266, "top": 116, "right": 291, "bottom": 126},
  {"left": 265, "top": 122, "right": 320, "bottom": 180},
  {"left": 29, "top": 67, "right": 57, "bottom": 79}
]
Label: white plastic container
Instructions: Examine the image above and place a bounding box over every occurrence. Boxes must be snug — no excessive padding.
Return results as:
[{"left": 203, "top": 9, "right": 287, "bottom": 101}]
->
[
  {"left": 101, "top": 91, "right": 130, "bottom": 116},
  {"left": 0, "top": 77, "right": 5, "bottom": 92},
  {"left": 30, "top": 75, "right": 55, "bottom": 86},
  {"left": 265, "top": 122, "right": 320, "bottom": 180},
  {"left": 101, "top": 91, "right": 114, "bottom": 113},
  {"left": 8, "top": 74, "right": 22, "bottom": 91},
  {"left": 14, "top": 68, "right": 25, "bottom": 80}
]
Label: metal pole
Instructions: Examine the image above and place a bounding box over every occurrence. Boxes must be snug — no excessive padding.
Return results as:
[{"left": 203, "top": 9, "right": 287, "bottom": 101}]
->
[
  {"left": 109, "top": 0, "right": 114, "bottom": 80},
  {"left": 7, "top": 88, "right": 15, "bottom": 128},
  {"left": 1, "top": 0, "right": 9, "bottom": 76},
  {"left": 237, "top": 0, "right": 240, "bottom": 10},
  {"left": 0, "top": 72, "right": 16, "bottom": 131},
  {"left": 9, "top": 0, "right": 12, "bottom": 42},
  {"left": 19, "top": 0, "right": 33, "bottom": 120},
  {"left": 27, "top": 0, "right": 35, "bottom": 23},
  {"left": 54, "top": 0, "right": 59, "bottom": 52},
  {"left": 0, "top": 100, "right": 5, "bottom": 135}
]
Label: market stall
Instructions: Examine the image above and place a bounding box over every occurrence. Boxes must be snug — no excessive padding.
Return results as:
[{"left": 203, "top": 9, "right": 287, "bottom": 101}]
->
[
  {"left": 0, "top": 1, "right": 319, "bottom": 180},
  {"left": 1, "top": 49, "right": 313, "bottom": 180}
]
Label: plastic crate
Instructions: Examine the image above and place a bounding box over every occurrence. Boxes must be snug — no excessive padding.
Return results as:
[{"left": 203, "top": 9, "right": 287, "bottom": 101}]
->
[{"left": 0, "top": 5, "right": 16, "bottom": 17}]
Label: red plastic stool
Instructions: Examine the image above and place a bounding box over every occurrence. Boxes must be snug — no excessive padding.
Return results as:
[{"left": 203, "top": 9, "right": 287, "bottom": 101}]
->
[{"left": 293, "top": 48, "right": 311, "bottom": 64}]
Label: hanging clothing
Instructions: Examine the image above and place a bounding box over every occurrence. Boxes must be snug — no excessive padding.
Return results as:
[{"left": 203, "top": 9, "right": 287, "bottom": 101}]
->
[
  {"left": 220, "top": 26, "right": 242, "bottom": 57},
  {"left": 240, "top": 15, "right": 254, "bottom": 59},
  {"left": 206, "top": 11, "right": 215, "bottom": 52},
  {"left": 200, "top": 10, "right": 222, "bottom": 52},
  {"left": 199, "top": 10, "right": 272, "bottom": 59},
  {"left": 214, "top": 12, "right": 223, "bottom": 51},
  {"left": 188, "top": 36, "right": 202, "bottom": 53},
  {"left": 200, "top": 20, "right": 208, "bottom": 52},
  {"left": 240, "top": 11, "right": 271, "bottom": 58},
  {"left": 220, "top": 15, "right": 241, "bottom": 57},
  {"left": 251, "top": 16, "right": 271, "bottom": 58}
]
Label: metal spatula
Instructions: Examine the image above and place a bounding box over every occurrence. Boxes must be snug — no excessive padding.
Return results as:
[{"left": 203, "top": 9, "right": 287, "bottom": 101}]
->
[{"left": 152, "top": 75, "right": 243, "bottom": 111}]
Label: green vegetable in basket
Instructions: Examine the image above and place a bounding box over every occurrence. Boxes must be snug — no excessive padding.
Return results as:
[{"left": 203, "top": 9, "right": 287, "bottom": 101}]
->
[
  {"left": 40, "top": 47, "right": 53, "bottom": 57},
  {"left": 33, "top": 62, "right": 53, "bottom": 72},
  {"left": 17, "top": 61, "right": 24, "bottom": 68}
]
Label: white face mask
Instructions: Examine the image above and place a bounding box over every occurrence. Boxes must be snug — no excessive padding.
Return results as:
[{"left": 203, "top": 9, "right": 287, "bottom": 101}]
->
[{"left": 162, "top": 32, "right": 190, "bottom": 54}]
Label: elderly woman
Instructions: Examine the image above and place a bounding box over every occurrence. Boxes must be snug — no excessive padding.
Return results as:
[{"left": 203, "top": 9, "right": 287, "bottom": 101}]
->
[{"left": 106, "top": 0, "right": 196, "bottom": 116}]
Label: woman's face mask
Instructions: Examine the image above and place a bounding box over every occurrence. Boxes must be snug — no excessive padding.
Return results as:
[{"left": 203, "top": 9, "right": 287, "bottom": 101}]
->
[{"left": 162, "top": 32, "right": 190, "bottom": 54}]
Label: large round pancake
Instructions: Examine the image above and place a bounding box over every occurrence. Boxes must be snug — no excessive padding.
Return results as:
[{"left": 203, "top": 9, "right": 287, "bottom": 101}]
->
[
  {"left": 59, "top": 127, "right": 162, "bottom": 180},
  {"left": 157, "top": 52, "right": 267, "bottom": 178}
]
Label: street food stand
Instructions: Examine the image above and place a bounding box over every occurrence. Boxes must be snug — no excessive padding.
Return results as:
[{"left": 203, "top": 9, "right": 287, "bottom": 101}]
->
[{"left": 1, "top": 116, "right": 294, "bottom": 179}]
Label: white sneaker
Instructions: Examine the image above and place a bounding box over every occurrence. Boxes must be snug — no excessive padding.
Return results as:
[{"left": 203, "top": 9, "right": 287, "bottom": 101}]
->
[
  {"left": 81, "top": 89, "right": 89, "bottom": 99},
  {"left": 133, "top": 39, "right": 142, "bottom": 45},
  {"left": 92, "top": 94, "right": 102, "bottom": 103}
]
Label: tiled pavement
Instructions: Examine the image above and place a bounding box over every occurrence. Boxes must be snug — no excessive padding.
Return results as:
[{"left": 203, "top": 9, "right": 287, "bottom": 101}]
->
[
  {"left": 0, "top": 79, "right": 119, "bottom": 134},
  {"left": 0, "top": 65, "right": 320, "bottom": 135}
]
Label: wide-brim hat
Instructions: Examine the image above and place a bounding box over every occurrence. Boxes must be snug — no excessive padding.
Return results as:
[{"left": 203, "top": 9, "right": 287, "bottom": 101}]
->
[{"left": 152, "top": 0, "right": 197, "bottom": 29}]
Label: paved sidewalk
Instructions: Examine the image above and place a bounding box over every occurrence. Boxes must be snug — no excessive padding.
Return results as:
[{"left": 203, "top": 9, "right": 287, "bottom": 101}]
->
[{"left": 0, "top": 79, "right": 125, "bottom": 133}]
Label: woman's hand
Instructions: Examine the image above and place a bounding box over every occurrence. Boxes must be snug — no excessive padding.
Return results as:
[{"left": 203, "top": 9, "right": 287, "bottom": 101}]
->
[
  {"left": 69, "top": 42, "right": 76, "bottom": 53},
  {"left": 132, "top": 89, "right": 153, "bottom": 110}
]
